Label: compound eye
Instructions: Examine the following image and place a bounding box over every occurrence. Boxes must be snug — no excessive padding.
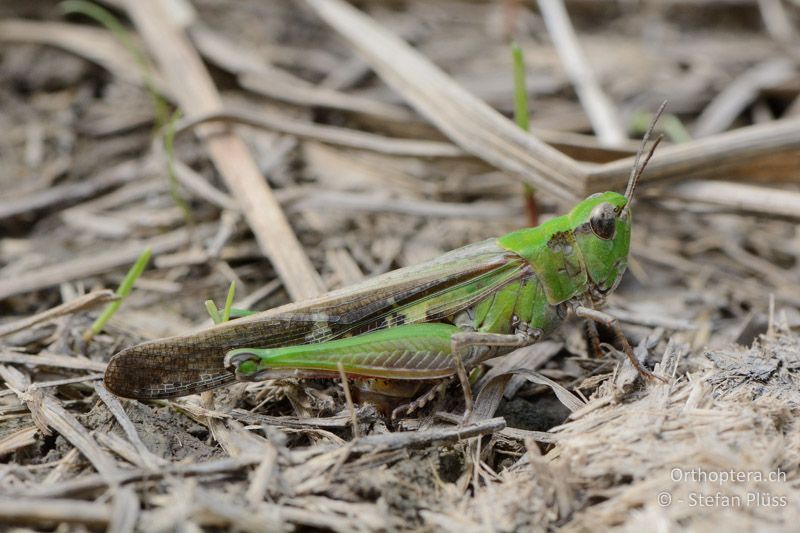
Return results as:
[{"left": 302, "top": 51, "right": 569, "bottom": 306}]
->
[{"left": 589, "top": 203, "right": 616, "bottom": 240}]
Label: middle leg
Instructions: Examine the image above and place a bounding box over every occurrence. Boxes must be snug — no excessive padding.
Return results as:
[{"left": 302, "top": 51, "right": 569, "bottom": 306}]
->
[{"left": 450, "top": 327, "right": 541, "bottom": 420}]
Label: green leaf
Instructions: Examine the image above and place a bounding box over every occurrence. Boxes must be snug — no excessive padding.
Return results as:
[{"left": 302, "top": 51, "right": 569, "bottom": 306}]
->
[
  {"left": 205, "top": 300, "right": 223, "bottom": 325},
  {"left": 86, "top": 247, "right": 152, "bottom": 340},
  {"left": 222, "top": 281, "right": 236, "bottom": 323},
  {"left": 511, "top": 42, "right": 530, "bottom": 132}
]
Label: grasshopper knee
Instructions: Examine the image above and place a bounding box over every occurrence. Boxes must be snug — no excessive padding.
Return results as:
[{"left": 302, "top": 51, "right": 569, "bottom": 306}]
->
[{"left": 225, "top": 348, "right": 263, "bottom": 379}]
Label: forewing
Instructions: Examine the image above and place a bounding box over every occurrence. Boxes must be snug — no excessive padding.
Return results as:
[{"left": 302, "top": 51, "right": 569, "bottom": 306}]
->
[{"left": 104, "top": 239, "right": 522, "bottom": 399}]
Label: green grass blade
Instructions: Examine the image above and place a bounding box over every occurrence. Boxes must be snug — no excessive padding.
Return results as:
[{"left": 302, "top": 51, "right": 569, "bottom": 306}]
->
[
  {"left": 86, "top": 247, "right": 152, "bottom": 340},
  {"left": 163, "top": 109, "right": 193, "bottom": 225},
  {"left": 511, "top": 42, "right": 530, "bottom": 132},
  {"left": 222, "top": 281, "right": 236, "bottom": 323},
  {"left": 205, "top": 281, "right": 237, "bottom": 325},
  {"left": 61, "top": 1, "right": 141, "bottom": 66},
  {"left": 511, "top": 42, "right": 537, "bottom": 224},
  {"left": 205, "top": 300, "right": 223, "bottom": 325},
  {"left": 59, "top": 0, "right": 170, "bottom": 122},
  {"left": 61, "top": 1, "right": 192, "bottom": 218}
]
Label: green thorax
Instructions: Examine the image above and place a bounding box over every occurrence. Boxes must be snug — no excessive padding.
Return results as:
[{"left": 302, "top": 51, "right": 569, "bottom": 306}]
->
[{"left": 497, "top": 191, "right": 631, "bottom": 304}]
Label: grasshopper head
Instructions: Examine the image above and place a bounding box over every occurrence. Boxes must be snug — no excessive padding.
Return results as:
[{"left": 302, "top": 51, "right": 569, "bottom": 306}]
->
[
  {"left": 570, "top": 192, "right": 632, "bottom": 295},
  {"left": 570, "top": 109, "right": 663, "bottom": 296}
]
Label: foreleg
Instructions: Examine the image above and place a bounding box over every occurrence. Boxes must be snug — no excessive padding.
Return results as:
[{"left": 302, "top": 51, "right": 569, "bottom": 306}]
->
[{"left": 574, "top": 306, "right": 667, "bottom": 383}]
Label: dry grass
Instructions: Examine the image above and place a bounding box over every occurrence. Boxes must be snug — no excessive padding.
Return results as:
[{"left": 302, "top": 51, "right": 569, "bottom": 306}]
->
[{"left": 1, "top": 0, "right": 800, "bottom": 530}]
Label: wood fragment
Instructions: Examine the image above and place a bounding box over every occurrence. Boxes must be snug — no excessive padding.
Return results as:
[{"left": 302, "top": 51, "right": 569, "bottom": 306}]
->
[
  {"left": 693, "top": 58, "right": 796, "bottom": 137},
  {"left": 240, "top": 70, "right": 412, "bottom": 121},
  {"left": 0, "top": 160, "right": 140, "bottom": 220},
  {"left": 28, "top": 374, "right": 105, "bottom": 390},
  {"left": 171, "top": 157, "right": 239, "bottom": 211},
  {"left": 42, "top": 448, "right": 81, "bottom": 486},
  {"left": 59, "top": 179, "right": 165, "bottom": 216},
  {"left": 176, "top": 109, "right": 464, "bottom": 158},
  {"left": 0, "top": 351, "right": 107, "bottom": 372},
  {"left": 0, "top": 497, "right": 112, "bottom": 527},
  {"left": 537, "top": 0, "right": 625, "bottom": 145},
  {"left": 661, "top": 180, "right": 800, "bottom": 220},
  {"left": 587, "top": 117, "right": 800, "bottom": 191},
  {"left": 0, "top": 365, "right": 120, "bottom": 482},
  {"left": 60, "top": 209, "right": 132, "bottom": 239},
  {"left": 190, "top": 22, "right": 412, "bottom": 120},
  {"left": 109, "top": 487, "right": 139, "bottom": 533},
  {"left": 757, "top": 0, "right": 797, "bottom": 43},
  {"left": 605, "top": 306, "right": 697, "bottom": 331},
  {"left": 0, "top": 224, "right": 215, "bottom": 301},
  {"left": 0, "top": 20, "right": 168, "bottom": 94},
  {"left": 232, "top": 409, "right": 361, "bottom": 430},
  {"left": 499, "top": 427, "right": 560, "bottom": 444},
  {"left": 304, "top": 0, "right": 583, "bottom": 203},
  {"left": 22, "top": 455, "right": 262, "bottom": 498},
  {"left": 325, "top": 247, "right": 365, "bottom": 287},
  {"left": 349, "top": 417, "right": 505, "bottom": 453},
  {"left": 94, "top": 383, "right": 165, "bottom": 471},
  {"left": 0, "top": 426, "right": 38, "bottom": 458},
  {"left": 96, "top": 432, "right": 153, "bottom": 469},
  {"left": 0, "top": 290, "right": 116, "bottom": 338},
  {"left": 244, "top": 440, "right": 279, "bottom": 507},
  {"left": 293, "top": 190, "right": 522, "bottom": 220},
  {"left": 123, "top": 0, "right": 325, "bottom": 301},
  {"left": 303, "top": 0, "right": 800, "bottom": 202}
]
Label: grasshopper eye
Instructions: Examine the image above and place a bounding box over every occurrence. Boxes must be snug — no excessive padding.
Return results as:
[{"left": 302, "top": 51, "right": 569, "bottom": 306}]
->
[{"left": 589, "top": 203, "right": 616, "bottom": 240}]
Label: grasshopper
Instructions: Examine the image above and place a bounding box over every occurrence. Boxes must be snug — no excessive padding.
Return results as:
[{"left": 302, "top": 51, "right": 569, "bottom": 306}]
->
[{"left": 105, "top": 115, "right": 665, "bottom": 418}]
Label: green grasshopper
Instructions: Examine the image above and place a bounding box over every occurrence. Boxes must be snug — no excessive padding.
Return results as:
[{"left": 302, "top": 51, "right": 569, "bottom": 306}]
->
[{"left": 105, "top": 119, "right": 665, "bottom": 418}]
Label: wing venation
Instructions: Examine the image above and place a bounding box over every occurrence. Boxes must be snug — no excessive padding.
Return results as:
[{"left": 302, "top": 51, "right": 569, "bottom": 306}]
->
[{"left": 104, "top": 239, "right": 525, "bottom": 398}]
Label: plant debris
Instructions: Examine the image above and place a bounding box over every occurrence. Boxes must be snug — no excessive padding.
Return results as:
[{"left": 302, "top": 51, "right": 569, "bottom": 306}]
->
[{"left": 1, "top": 0, "right": 800, "bottom": 530}]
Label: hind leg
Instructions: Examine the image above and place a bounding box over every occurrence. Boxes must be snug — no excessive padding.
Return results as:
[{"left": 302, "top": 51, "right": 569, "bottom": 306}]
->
[
  {"left": 391, "top": 379, "right": 452, "bottom": 420},
  {"left": 449, "top": 328, "right": 541, "bottom": 421}
]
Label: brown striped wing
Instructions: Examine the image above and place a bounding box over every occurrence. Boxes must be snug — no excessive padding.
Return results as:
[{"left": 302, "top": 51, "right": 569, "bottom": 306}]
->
[{"left": 104, "top": 239, "right": 526, "bottom": 399}]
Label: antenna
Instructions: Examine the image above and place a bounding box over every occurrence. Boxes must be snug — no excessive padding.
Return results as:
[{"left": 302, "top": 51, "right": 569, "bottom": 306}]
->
[{"left": 622, "top": 101, "right": 667, "bottom": 216}]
